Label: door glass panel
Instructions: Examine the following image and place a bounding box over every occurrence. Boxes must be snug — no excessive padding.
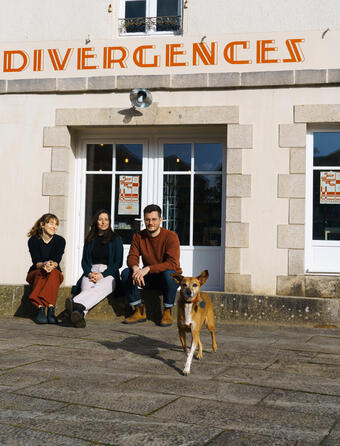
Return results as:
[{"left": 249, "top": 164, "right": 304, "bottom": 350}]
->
[
  {"left": 313, "top": 170, "right": 340, "bottom": 240},
  {"left": 125, "top": 0, "right": 146, "bottom": 32},
  {"left": 85, "top": 175, "right": 112, "bottom": 233},
  {"left": 114, "top": 174, "right": 142, "bottom": 243},
  {"left": 164, "top": 143, "right": 191, "bottom": 171},
  {"left": 163, "top": 174, "right": 190, "bottom": 245},
  {"left": 314, "top": 132, "right": 340, "bottom": 166},
  {"left": 86, "top": 144, "right": 113, "bottom": 171},
  {"left": 156, "top": 0, "right": 179, "bottom": 31},
  {"left": 116, "top": 144, "right": 143, "bottom": 171},
  {"left": 194, "top": 143, "right": 222, "bottom": 171},
  {"left": 194, "top": 174, "right": 222, "bottom": 246}
]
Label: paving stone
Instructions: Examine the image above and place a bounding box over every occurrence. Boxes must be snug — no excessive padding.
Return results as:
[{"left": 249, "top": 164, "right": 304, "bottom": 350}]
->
[
  {"left": 312, "top": 353, "right": 340, "bottom": 366},
  {"left": 218, "top": 367, "right": 340, "bottom": 396},
  {"left": 260, "top": 389, "right": 340, "bottom": 417},
  {"left": 21, "top": 405, "right": 222, "bottom": 446},
  {"left": 267, "top": 360, "right": 340, "bottom": 379},
  {"left": 150, "top": 396, "right": 333, "bottom": 443},
  {"left": 323, "top": 419, "right": 340, "bottom": 446},
  {"left": 208, "top": 430, "right": 319, "bottom": 446},
  {"left": 0, "top": 424, "right": 92, "bottom": 446},
  {"left": 117, "top": 375, "right": 271, "bottom": 404}
]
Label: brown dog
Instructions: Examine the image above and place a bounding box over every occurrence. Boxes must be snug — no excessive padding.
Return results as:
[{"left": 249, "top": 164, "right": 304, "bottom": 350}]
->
[{"left": 171, "top": 270, "right": 217, "bottom": 375}]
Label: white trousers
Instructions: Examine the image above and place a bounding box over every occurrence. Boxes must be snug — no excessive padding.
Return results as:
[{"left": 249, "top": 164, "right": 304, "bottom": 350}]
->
[{"left": 73, "top": 264, "right": 115, "bottom": 316}]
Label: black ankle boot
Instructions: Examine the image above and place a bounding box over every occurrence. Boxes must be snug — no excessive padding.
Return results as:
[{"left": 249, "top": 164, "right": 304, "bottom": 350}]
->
[
  {"left": 65, "top": 297, "right": 73, "bottom": 316},
  {"left": 35, "top": 306, "right": 48, "bottom": 324},
  {"left": 71, "top": 303, "right": 86, "bottom": 328},
  {"left": 47, "top": 306, "right": 58, "bottom": 324}
]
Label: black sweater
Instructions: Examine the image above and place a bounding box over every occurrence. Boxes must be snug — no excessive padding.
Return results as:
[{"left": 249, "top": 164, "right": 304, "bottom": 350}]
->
[{"left": 28, "top": 234, "right": 66, "bottom": 273}]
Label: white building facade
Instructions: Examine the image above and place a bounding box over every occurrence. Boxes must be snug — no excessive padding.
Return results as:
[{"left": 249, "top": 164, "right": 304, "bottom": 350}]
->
[{"left": 1, "top": 0, "right": 340, "bottom": 298}]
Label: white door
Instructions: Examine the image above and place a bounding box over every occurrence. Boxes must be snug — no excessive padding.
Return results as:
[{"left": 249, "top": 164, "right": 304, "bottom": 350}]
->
[{"left": 75, "top": 135, "right": 225, "bottom": 290}]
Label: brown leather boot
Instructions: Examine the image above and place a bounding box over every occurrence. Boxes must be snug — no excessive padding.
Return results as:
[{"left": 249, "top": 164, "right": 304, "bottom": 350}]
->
[
  {"left": 123, "top": 304, "right": 146, "bottom": 324},
  {"left": 160, "top": 308, "right": 172, "bottom": 327}
]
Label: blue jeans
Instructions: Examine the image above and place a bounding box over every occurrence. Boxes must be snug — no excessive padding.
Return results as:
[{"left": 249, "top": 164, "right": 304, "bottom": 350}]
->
[{"left": 121, "top": 268, "right": 178, "bottom": 308}]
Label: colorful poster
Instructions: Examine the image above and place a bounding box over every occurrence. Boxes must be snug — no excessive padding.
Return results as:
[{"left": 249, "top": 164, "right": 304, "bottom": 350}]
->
[
  {"left": 320, "top": 171, "right": 340, "bottom": 204},
  {"left": 118, "top": 175, "right": 140, "bottom": 215}
]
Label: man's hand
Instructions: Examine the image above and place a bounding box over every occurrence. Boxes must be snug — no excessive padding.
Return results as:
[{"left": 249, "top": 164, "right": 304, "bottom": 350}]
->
[{"left": 132, "top": 266, "right": 150, "bottom": 287}]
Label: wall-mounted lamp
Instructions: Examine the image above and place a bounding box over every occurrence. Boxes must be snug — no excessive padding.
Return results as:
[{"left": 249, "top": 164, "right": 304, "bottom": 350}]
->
[{"left": 130, "top": 88, "right": 153, "bottom": 109}]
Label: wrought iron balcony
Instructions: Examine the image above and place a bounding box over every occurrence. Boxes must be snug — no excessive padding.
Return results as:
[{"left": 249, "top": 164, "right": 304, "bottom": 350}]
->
[{"left": 119, "top": 15, "right": 182, "bottom": 34}]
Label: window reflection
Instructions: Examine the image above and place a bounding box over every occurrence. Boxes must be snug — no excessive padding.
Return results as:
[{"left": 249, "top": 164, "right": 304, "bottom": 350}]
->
[
  {"left": 195, "top": 143, "right": 222, "bottom": 171},
  {"left": 164, "top": 143, "right": 191, "bottom": 171},
  {"left": 85, "top": 175, "right": 112, "bottom": 234},
  {"left": 86, "top": 144, "right": 113, "bottom": 171},
  {"left": 116, "top": 144, "right": 143, "bottom": 171},
  {"left": 314, "top": 132, "right": 340, "bottom": 166}
]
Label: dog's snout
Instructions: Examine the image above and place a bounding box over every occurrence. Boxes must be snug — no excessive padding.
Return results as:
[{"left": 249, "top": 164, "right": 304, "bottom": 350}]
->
[{"left": 184, "top": 288, "right": 192, "bottom": 298}]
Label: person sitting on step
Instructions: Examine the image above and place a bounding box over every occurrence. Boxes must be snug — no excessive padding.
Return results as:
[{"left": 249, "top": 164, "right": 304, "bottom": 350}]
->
[
  {"left": 121, "top": 204, "right": 182, "bottom": 327},
  {"left": 66, "top": 209, "right": 123, "bottom": 328}
]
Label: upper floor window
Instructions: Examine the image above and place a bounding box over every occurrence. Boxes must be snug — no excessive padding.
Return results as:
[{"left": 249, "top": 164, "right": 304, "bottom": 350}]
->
[{"left": 119, "top": 0, "right": 182, "bottom": 35}]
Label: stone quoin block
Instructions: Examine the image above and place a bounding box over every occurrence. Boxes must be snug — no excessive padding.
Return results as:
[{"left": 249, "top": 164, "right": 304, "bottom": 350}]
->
[
  {"left": 278, "top": 224, "right": 305, "bottom": 249},
  {"left": 290, "top": 148, "right": 306, "bottom": 174},
  {"left": 88, "top": 76, "right": 116, "bottom": 91},
  {"left": 227, "top": 175, "right": 251, "bottom": 198},
  {"left": 116, "top": 74, "right": 170, "bottom": 90},
  {"left": 241, "top": 70, "right": 294, "bottom": 87},
  {"left": 227, "top": 124, "right": 253, "bottom": 149},
  {"left": 57, "top": 77, "right": 87, "bottom": 92},
  {"left": 294, "top": 104, "right": 340, "bottom": 123},
  {"left": 226, "top": 149, "right": 242, "bottom": 174},
  {"left": 49, "top": 196, "right": 67, "bottom": 220},
  {"left": 295, "top": 69, "right": 327, "bottom": 85},
  {"left": 226, "top": 197, "right": 242, "bottom": 222},
  {"left": 51, "top": 148, "right": 69, "bottom": 172},
  {"left": 208, "top": 72, "right": 240, "bottom": 88},
  {"left": 171, "top": 73, "right": 208, "bottom": 89},
  {"left": 0, "top": 80, "right": 6, "bottom": 94},
  {"left": 226, "top": 222, "right": 249, "bottom": 248},
  {"left": 225, "top": 248, "right": 241, "bottom": 274},
  {"left": 276, "top": 275, "right": 305, "bottom": 297},
  {"left": 328, "top": 69, "right": 340, "bottom": 84},
  {"left": 289, "top": 199, "right": 305, "bottom": 225},
  {"left": 225, "top": 273, "right": 251, "bottom": 293},
  {"left": 7, "top": 78, "right": 57, "bottom": 93},
  {"left": 278, "top": 174, "right": 305, "bottom": 198},
  {"left": 43, "top": 126, "right": 71, "bottom": 148},
  {"left": 42, "top": 172, "right": 68, "bottom": 196},
  {"left": 279, "top": 123, "right": 306, "bottom": 148},
  {"left": 288, "top": 249, "right": 305, "bottom": 275}
]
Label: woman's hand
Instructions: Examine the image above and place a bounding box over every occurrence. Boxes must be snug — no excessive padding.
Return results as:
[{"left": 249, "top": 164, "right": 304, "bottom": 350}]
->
[{"left": 89, "top": 272, "right": 103, "bottom": 283}]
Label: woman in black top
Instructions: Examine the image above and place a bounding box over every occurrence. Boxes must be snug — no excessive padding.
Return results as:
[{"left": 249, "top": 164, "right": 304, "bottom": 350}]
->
[
  {"left": 66, "top": 209, "right": 123, "bottom": 328},
  {"left": 27, "top": 213, "right": 65, "bottom": 324}
]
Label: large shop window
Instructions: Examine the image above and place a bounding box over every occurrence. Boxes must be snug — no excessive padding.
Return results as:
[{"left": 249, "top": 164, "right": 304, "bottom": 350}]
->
[
  {"left": 119, "top": 0, "right": 182, "bottom": 34},
  {"left": 306, "top": 130, "right": 340, "bottom": 273}
]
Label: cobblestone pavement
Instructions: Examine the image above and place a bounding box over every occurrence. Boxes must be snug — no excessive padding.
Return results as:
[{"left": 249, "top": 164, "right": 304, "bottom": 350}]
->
[{"left": 0, "top": 316, "right": 339, "bottom": 445}]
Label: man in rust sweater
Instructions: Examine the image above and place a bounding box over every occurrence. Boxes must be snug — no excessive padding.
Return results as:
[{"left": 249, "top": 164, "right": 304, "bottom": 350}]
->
[{"left": 121, "top": 204, "right": 182, "bottom": 326}]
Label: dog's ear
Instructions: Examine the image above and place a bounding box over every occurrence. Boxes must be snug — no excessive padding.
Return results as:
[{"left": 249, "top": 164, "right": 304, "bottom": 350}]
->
[
  {"left": 197, "top": 270, "right": 209, "bottom": 285},
  {"left": 171, "top": 273, "right": 183, "bottom": 284}
]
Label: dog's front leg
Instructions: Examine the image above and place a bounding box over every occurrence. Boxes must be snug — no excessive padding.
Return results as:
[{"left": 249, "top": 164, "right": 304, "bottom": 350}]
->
[
  {"left": 178, "top": 326, "right": 187, "bottom": 354},
  {"left": 183, "top": 339, "right": 196, "bottom": 376}
]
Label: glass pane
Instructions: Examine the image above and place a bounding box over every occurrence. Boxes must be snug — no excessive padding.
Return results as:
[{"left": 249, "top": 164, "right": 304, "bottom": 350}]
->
[
  {"left": 116, "top": 144, "right": 143, "bottom": 171},
  {"left": 314, "top": 132, "right": 340, "bottom": 166},
  {"left": 157, "top": 0, "right": 180, "bottom": 31},
  {"left": 85, "top": 175, "right": 112, "bottom": 235},
  {"left": 125, "top": 0, "right": 146, "bottom": 32},
  {"left": 164, "top": 143, "right": 191, "bottom": 171},
  {"left": 194, "top": 174, "right": 222, "bottom": 246},
  {"left": 114, "top": 174, "right": 142, "bottom": 244},
  {"left": 86, "top": 144, "right": 112, "bottom": 171},
  {"left": 163, "top": 175, "right": 190, "bottom": 245},
  {"left": 313, "top": 170, "right": 340, "bottom": 240},
  {"left": 194, "top": 143, "right": 222, "bottom": 171}
]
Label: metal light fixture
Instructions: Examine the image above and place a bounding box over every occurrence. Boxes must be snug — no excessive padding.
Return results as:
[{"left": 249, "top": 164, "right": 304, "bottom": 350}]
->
[{"left": 130, "top": 88, "right": 153, "bottom": 109}]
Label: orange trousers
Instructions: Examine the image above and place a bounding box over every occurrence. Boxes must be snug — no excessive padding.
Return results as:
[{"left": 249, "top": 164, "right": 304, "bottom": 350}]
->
[{"left": 26, "top": 268, "right": 64, "bottom": 308}]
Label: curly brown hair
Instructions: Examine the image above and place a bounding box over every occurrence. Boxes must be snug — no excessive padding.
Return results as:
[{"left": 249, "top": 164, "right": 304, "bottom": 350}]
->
[{"left": 27, "top": 213, "right": 59, "bottom": 238}]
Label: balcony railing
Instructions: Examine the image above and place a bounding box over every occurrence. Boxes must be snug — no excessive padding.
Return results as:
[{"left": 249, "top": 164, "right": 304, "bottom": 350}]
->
[{"left": 119, "top": 16, "right": 182, "bottom": 34}]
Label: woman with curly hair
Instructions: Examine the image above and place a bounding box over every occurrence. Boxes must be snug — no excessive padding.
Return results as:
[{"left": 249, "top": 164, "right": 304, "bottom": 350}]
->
[
  {"left": 66, "top": 209, "right": 123, "bottom": 328},
  {"left": 26, "top": 213, "right": 65, "bottom": 324}
]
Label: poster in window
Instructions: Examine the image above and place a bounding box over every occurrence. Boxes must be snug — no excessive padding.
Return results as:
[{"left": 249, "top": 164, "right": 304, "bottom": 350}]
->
[
  {"left": 320, "top": 171, "right": 340, "bottom": 204},
  {"left": 118, "top": 175, "right": 140, "bottom": 214}
]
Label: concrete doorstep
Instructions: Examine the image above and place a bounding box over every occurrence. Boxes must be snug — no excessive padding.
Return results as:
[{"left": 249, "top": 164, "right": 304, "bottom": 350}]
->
[{"left": 0, "top": 285, "right": 339, "bottom": 326}]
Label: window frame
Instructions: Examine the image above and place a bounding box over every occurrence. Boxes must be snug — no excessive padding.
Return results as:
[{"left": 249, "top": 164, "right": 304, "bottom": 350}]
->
[
  {"left": 119, "top": 0, "right": 183, "bottom": 36},
  {"left": 305, "top": 126, "right": 340, "bottom": 274}
]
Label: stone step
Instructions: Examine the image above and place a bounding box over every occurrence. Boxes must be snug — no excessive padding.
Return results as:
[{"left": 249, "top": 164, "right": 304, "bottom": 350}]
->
[{"left": 0, "top": 285, "right": 339, "bottom": 325}]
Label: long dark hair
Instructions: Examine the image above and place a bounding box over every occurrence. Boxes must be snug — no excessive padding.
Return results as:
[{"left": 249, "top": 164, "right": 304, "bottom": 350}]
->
[
  {"left": 27, "top": 213, "right": 59, "bottom": 238},
  {"left": 85, "top": 209, "right": 117, "bottom": 244}
]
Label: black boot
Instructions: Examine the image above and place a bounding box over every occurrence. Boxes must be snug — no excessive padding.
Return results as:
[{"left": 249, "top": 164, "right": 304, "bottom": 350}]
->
[
  {"left": 65, "top": 297, "right": 74, "bottom": 316},
  {"left": 47, "top": 306, "right": 58, "bottom": 324},
  {"left": 35, "top": 306, "right": 48, "bottom": 324},
  {"left": 71, "top": 303, "right": 86, "bottom": 328}
]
